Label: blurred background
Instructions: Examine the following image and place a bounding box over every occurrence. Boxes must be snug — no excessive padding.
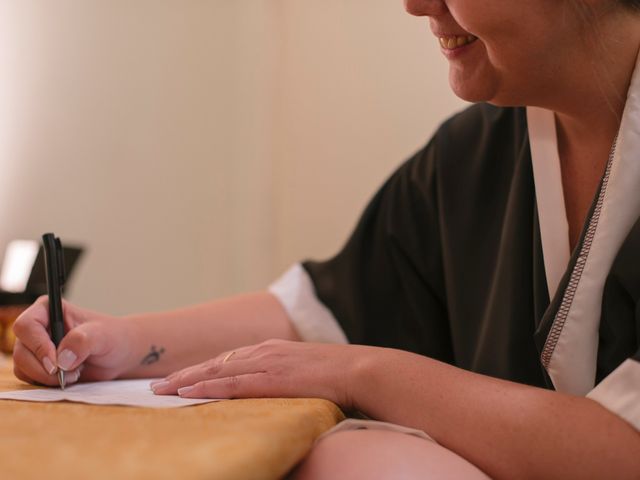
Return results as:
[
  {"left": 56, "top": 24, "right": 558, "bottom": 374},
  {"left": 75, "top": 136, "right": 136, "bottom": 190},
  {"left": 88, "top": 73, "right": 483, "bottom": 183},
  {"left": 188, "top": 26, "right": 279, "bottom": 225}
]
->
[{"left": 0, "top": 0, "right": 465, "bottom": 316}]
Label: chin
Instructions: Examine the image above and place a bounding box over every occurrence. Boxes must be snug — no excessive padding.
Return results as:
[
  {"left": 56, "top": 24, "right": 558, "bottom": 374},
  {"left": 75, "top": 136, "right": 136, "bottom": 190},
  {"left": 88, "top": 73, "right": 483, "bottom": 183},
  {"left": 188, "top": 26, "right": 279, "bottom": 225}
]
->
[
  {"left": 449, "top": 78, "right": 494, "bottom": 104},
  {"left": 448, "top": 66, "right": 502, "bottom": 104},
  {"left": 449, "top": 74, "right": 529, "bottom": 108},
  {"left": 449, "top": 84, "right": 491, "bottom": 103}
]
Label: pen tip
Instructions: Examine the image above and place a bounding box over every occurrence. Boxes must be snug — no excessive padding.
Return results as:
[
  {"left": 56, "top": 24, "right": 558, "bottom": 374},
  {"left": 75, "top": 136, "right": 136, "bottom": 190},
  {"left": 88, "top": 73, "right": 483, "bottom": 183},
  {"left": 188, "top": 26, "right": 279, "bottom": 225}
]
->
[{"left": 58, "top": 370, "right": 66, "bottom": 390}]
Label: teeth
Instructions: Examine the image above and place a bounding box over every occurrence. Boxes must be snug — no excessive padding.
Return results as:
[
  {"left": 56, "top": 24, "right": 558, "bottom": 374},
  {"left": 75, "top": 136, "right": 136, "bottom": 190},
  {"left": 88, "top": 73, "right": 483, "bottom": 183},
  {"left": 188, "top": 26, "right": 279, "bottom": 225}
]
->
[{"left": 439, "top": 35, "right": 477, "bottom": 50}]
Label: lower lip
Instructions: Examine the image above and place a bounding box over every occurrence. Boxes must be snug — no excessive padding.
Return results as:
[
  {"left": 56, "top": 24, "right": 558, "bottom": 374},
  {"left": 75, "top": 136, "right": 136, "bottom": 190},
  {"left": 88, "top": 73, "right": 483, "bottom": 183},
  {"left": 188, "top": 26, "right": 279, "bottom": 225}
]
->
[{"left": 440, "top": 39, "right": 478, "bottom": 60}]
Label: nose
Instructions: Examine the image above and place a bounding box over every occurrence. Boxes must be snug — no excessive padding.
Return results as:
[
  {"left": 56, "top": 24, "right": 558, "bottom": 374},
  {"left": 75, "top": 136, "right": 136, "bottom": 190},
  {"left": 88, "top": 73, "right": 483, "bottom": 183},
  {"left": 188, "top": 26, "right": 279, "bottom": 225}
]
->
[{"left": 404, "top": 0, "right": 448, "bottom": 16}]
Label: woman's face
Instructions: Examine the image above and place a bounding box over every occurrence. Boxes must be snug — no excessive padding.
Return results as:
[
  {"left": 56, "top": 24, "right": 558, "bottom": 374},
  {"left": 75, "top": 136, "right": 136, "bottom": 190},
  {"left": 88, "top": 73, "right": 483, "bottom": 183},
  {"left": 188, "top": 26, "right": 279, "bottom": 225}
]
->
[{"left": 405, "top": 0, "right": 586, "bottom": 106}]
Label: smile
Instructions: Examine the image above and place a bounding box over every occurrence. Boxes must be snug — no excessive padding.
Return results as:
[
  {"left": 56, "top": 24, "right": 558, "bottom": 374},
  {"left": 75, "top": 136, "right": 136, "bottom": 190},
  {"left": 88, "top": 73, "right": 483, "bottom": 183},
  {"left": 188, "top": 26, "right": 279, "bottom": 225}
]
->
[{"left": 438, "top": 35, "right": 478, "bottom": 50}]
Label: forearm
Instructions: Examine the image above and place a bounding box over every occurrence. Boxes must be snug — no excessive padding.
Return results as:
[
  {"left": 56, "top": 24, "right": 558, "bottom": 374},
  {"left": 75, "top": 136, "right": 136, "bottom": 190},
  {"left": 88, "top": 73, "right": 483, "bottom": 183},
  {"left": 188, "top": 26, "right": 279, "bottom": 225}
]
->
[
  {"left": 352, "top": 349, "right": 640, "bottom": 479},
  {"left": 121, "top": 291, "right": 299, "bottom": 378}
]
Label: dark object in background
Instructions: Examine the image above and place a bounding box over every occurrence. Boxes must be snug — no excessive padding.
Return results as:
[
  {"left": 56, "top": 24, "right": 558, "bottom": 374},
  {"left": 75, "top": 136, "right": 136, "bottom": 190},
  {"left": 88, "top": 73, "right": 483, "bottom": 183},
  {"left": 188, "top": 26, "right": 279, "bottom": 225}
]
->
[
  {"left": 0, "top": 240, "right": 83, "bottom": 353},
  {"left": 0, "top": 243, "right": 83, "bottom": 306}
]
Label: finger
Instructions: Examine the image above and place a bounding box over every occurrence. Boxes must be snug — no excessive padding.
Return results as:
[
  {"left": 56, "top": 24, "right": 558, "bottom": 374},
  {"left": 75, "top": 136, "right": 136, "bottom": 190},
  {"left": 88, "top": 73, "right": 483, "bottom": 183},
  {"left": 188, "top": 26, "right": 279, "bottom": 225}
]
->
[
  {"left": 151, "top": 363, "right": 210, "bottom": 394},
  {"left": 62, "top": 366, "right": 83, "bottom": 387},
  {"left": 13, "top": 361, "right": 35, "bottom": 385},
  {"left": 162, "top": 346, "right": 254, "bottom": 383},
  {"left": 12, "top": 340, "right": 59, "bottom": 386},
  {"left": 12, "top": 300, "right": 59, "bottom": 375},
  {"left": 153, "top": 345, "right": 258, "bottom": 389},
  {"left": 153, "top": 358, "right": 264, "bottom": 395},
  {"left": 177, "top": 372, "right": 271, "bottom": 399},
  {"left": 159, "top": 363, "right": 201, "bottom": 384},
  {"left": 12, "top": 350, "right": 81, "bottom": 388},
  {"left": 56, "top": 322, "right": 109, "bottom": 372}
]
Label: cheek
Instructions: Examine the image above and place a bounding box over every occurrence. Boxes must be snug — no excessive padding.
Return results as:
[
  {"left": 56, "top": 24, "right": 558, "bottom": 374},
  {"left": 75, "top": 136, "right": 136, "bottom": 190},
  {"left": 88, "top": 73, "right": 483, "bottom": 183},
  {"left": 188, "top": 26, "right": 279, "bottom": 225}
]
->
[
  {"left": 482, "top": 33, "right": 549, "bottom": 74},
  {"left": 444, "top": 1, "right": 480, "bottom": 28},
  {"left": 445, "top": 0, "right": 512, "bottom": 38}
]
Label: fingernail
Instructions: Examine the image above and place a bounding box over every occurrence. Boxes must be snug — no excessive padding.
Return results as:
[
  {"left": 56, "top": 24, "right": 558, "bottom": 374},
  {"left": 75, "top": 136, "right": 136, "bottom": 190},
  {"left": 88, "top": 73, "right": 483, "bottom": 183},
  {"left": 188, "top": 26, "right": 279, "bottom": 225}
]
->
[
  {"left": 151, "top": 381, "right": 170, "bottom": 392},
  {"left": 150, "top": 379, "right": 167, "bottom": 387},
  {"left": 67, "top": 368, "right": 81, "bottom": 384},
  {"left": 178, "top": 386, "right": 195, "bottom": 396},
  {"left": 43, "top": 357, "right": 57, "bottom": 375},
  {"left": 57, "top": 350, "right": 77, "bottom": 371}
]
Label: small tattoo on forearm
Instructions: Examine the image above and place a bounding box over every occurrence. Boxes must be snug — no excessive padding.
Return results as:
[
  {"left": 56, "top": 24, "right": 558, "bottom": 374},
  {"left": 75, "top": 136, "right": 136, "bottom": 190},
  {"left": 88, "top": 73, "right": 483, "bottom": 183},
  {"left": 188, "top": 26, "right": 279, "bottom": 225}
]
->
[{"left": 141, "top": 345, "right": 165, "bottom": 366}]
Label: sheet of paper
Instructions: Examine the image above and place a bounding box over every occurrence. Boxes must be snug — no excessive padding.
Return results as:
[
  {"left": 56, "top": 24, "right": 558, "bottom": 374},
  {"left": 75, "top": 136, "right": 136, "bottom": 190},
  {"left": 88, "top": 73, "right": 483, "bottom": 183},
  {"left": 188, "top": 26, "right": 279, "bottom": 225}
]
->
[{"left": 0, "top": 378, "right": 220, "bottom": 408}]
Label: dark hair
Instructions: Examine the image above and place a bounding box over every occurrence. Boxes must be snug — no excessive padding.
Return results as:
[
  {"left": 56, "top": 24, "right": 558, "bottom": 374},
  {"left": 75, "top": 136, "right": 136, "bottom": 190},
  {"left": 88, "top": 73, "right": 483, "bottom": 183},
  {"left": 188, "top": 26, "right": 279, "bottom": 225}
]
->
[{"left": 622, "top": 0, "right": 640, "bottom": 10}]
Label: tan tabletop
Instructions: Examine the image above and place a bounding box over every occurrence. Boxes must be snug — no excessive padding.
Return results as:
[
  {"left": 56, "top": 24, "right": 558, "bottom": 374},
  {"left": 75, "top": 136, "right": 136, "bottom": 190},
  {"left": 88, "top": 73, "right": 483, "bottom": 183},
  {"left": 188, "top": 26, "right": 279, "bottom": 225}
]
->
[{"left": 0, "top": 356, "right": 344, "bottom": 480}]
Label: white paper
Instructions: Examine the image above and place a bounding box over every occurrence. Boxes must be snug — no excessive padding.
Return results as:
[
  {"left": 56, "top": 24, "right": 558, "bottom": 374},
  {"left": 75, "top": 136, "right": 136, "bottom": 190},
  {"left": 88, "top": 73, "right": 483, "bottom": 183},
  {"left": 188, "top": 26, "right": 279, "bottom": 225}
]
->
[{"left": 0, "top": 379, "right": 220, "bottom": 408}]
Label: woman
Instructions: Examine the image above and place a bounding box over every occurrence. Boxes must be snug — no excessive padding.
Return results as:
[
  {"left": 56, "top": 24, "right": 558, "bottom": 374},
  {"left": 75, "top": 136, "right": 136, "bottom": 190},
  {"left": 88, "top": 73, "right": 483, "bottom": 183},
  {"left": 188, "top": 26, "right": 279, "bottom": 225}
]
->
[{"left": 12, "top": 0, "right": 640, "bottom": 478}]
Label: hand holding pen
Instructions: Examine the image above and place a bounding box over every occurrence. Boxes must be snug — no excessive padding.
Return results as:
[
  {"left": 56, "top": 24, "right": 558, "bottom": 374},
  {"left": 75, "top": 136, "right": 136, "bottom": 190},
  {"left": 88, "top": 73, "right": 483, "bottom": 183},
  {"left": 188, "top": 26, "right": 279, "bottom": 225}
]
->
[
  {"left": 11, "top": 234, "right": 132, "bottom": 388},
  {"left": 42, "top": 233, "right": 67, "bottom": 388}
]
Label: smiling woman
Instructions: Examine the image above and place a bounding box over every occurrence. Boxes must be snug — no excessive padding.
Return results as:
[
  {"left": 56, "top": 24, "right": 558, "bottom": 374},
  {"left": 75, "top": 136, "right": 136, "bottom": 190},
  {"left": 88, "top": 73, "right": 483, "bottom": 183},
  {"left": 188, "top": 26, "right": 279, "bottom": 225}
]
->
[{"left": 9, "top": 0, "right": 640, "bottom": 479}]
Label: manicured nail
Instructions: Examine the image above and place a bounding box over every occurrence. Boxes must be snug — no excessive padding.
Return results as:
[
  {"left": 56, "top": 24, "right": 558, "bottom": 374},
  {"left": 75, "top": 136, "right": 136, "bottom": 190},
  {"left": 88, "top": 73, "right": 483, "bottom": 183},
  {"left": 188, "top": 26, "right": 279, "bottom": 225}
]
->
[
  {"left": 67, "top": 368, "right": 81, "bottom": 384},
  {"left": 150, "top": 379, "right": 167, "bottom": 387},
  {"left": 43, "top": 357, "right": 57, "bottom": 375},
  {"left": 151, "top": 381, "right": 170, "bottom": 392},
  {"left": 57, "top": 350, "right": 77, "bottom": 371},
  {"left": 178, "top": 386, "right": 195, "bottom": 396}
]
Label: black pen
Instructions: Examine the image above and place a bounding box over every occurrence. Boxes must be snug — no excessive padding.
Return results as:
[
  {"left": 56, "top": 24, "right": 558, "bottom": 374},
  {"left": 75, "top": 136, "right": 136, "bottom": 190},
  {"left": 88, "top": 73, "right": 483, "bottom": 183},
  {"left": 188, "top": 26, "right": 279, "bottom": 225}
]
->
[{"left": 42, "top": 233, "right": 67, "bottom": 389}]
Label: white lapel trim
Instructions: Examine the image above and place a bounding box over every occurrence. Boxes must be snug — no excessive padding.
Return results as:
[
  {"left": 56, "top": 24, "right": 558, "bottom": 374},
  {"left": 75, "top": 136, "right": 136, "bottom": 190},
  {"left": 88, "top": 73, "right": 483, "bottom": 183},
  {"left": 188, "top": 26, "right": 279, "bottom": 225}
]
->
[
  {"left": 527, "top": 106, "right": 571, "bottom": 300},
  {"left": 543, "top": 53, "right": 640, "bottom": 395}
]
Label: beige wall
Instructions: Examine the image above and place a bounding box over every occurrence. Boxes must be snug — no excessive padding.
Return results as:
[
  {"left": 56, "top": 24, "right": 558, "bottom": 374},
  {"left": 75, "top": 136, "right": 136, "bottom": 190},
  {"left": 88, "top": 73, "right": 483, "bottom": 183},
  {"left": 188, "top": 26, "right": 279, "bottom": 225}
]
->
[
  {"left": 0, "top": 1, "right": 464, "bottom": 315},
  {"left": 272, "top": 0, "right": 466, "bottom": 269}
]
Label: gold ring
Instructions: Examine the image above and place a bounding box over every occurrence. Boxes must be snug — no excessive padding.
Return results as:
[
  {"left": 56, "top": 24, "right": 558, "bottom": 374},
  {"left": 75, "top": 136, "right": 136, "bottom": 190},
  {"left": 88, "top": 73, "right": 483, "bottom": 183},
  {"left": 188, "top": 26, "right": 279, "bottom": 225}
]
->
[{"left": 222, "top": 351, "right": 236, "bottom": 364}]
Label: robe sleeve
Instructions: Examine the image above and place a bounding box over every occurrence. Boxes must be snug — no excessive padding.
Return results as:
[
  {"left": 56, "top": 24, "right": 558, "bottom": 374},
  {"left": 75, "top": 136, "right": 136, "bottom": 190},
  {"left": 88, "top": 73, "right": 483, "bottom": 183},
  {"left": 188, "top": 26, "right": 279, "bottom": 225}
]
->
[
  {"left": 268, "top": 263, "right": 349, "bottom": 344},
  {"left": 298, "top": 139, "right": 454, "bottom": 361}
]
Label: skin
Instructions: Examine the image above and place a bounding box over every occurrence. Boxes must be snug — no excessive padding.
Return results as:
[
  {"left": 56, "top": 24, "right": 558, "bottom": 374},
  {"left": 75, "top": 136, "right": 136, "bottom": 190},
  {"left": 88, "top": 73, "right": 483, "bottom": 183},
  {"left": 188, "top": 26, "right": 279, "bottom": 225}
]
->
[
  {"left": 408, "top": 0, "right": 640, "bottom": 249},
  {"left": 12, "top": 293, "right": 299, "bottom": 385},
  {"left": 11, "top": 1, "right": 640, "bottom": 478}
]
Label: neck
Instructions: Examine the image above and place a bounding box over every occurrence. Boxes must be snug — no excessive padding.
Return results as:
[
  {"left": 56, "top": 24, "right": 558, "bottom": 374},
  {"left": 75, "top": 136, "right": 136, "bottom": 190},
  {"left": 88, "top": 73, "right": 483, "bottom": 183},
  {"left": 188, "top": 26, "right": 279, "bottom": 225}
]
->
[{"left": 544, "top": 9, "right": 640, "bottom": 153}]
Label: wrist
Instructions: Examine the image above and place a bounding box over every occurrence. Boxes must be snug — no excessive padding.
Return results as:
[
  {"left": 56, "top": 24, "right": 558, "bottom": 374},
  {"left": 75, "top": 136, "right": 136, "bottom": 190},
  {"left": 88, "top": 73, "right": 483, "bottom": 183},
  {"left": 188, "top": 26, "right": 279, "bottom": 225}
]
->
[
  {"left": 346, "top": 345, "right": 391, "bottom": 412},
  {"left": 117, "top": 316, "right": 147, "bottom": 376}
]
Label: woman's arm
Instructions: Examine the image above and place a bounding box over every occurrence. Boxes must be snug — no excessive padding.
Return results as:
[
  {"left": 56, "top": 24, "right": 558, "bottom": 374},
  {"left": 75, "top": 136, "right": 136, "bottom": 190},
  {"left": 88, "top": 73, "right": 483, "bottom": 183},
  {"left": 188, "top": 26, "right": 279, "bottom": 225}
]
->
[
  {"left": 353, "top": 348, "right": 640, "bottom": 480},
  {"left": 153, "top": 341, "right": 640, "bottom": 480},
  {"left": 123, "top": 292, "right": 300, "bottom": 377},
  {"left": 12, "top": 292, "right": 299, "bottom": 386}
]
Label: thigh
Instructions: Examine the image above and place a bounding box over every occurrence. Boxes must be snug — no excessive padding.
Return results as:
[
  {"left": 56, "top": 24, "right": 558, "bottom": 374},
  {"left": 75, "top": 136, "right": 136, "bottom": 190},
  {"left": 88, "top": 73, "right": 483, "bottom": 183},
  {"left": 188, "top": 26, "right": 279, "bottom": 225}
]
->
[{"left": 292, "top": 430, "right": 490, "bottom": 480}]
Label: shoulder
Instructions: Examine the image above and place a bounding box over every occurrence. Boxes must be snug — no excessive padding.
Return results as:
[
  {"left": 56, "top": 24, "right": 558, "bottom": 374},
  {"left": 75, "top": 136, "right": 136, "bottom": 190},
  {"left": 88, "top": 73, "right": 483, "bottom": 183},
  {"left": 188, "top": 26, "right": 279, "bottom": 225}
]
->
[
  {"left": 437, "top": 103, "right": 525, "bottom": 140},
  {"left": 401, "top": 104, "right": 528, "bottom": 196},
  {"left": 432, "top": 103, "right": 527, "bottom": 167}
]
